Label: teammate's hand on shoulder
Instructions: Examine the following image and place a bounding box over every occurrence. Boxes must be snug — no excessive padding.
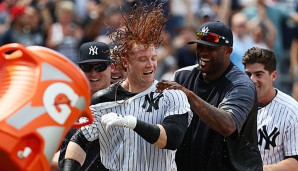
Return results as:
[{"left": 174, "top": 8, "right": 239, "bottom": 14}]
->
[
  {"left": 101, "top": 112, "right": 137, "bottom": 130},
  {"left": 156, "top": 80, "right": 190, "bottom": 95}
]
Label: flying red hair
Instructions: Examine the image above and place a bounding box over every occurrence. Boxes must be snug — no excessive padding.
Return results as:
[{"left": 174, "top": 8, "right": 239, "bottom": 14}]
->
[{"left": 109, "top": 2, "right": 168, "bottom": 61}]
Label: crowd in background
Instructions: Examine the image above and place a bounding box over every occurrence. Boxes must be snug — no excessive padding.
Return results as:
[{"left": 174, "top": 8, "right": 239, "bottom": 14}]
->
[{"left": 0, "top": 0, "right": 298, "bottom": 99}]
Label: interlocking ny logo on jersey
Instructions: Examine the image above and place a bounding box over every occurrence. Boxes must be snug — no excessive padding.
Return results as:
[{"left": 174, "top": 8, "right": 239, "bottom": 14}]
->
[
  {"left": 89, "top": 46, "right": 98, "bottom": 55},
  {"left": 258, "top": 125, "right": 280, "bottom": 149},
  {"left": 142, "top": 92, "right": 163, "bottom": 112}
]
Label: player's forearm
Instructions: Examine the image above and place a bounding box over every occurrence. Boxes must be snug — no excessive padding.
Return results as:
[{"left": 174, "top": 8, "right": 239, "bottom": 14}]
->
[
  {"left": 137, "top": 123, "right": 183, "bottom": 149},
  {"left": 101, "top": 112, "right": 188, "bottom": 149},
  {"left": 154, "top": 124, "right": 167, "bottom": 148},
  {"left": 134, "top": 114, "right": 188, "bottom": 150},
  {"left": 64, "top": 142, "right": 86, "bottom": 166},
  {"left": 51, "top": 151, "right": 60, "bottom": 171},
  {"left": 263, "top": 158, "right": 298, "bottom": 171},
  {"left": 187, "top": 90, "right": 236, "bottom": 136},
  {"left": 133, "top": 119, "right": 161, "bottom": 145}
]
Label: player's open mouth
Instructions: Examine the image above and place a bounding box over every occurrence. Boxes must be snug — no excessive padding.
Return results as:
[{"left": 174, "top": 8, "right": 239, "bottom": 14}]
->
[
  {"left": 200, "top": 58, "right": 210, "bottom": 62},
  {"left": 143, "top": 70, "right": 153, "bottom": 75},
  {"left": 89, "top": 79, "right": 99, "bottom": 82},
  {"left": 200, "top": 58, "right": 210, "bottom": 66},
  {"left": 111, "top": 76, "right": 122, "bottom": 80}
]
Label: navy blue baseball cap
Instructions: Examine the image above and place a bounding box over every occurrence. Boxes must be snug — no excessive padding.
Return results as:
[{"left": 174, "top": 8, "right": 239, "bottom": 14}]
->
[
  {"left": 77, "top": 42, "right": 112, "bottom": 64},
  {"left": 188, "top": 21, "right": 233, "bottom": 47}
]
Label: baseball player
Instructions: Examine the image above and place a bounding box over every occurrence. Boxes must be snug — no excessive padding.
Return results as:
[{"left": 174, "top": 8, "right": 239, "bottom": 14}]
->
[
  {"left": 156, "top": 21, "right": 263, "bottom": 170},
  {"left": 242, "top": 47, "right": 298, "bottom": 171},
  {"left": 54, "top": 41, "right": 112, "bottom": 171},
  {"left": 62, "top": 3, "right": 191, "bottom": 171},
  {"left": 110, "top": 55, "right": 127, "bottom": 84}
]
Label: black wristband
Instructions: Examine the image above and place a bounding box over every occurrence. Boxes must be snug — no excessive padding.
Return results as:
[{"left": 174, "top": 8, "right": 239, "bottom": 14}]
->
[
  {"left": 133, "top": 120, "right": 160, "bottom": 144},
  {"left": 63, "top": 158, "right": 81, "bottom": 171}
]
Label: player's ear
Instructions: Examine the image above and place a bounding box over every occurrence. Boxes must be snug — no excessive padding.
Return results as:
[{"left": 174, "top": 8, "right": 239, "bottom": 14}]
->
[
  {"left": 122, "top": 57, "right": 128, "bottom": 69},
  {"left": 271, "top": 70, "right": 277, "bottom": 81},
  {"left": 226, "top": 46, "right": 233, "bottom": 55},
  {"left": 110, "top": 62, "right": 116, "bottom": 72}
]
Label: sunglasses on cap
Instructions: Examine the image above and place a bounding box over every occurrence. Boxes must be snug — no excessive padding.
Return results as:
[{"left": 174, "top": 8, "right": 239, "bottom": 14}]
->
[
  {"left": 196, "top": 32, "right": 229, "bottom": 44},
  {"left": 79, "top": 63, "right": 111, "bottom": 73}
]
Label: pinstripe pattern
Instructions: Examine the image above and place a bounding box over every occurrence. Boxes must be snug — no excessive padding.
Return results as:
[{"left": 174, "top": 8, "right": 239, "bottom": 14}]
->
[
  {"left": 258, "top": 89, "right": 298, "bottom": 164},
  {"left": 81, "top": 81, "right": 191, "bottom": 171}
]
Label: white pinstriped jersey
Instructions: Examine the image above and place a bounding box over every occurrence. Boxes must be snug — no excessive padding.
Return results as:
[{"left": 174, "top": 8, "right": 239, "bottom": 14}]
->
[
  {"left": 81, "top": 80, "right": 191, "bottom": 171},
  {"left": 258, "top": 89, "right": 298, "bottom": 164}
]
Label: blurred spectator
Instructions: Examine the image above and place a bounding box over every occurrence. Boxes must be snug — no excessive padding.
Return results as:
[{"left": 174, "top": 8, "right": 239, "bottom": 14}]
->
[
  {"left": 290, "top": 27, "right": 298, "bottom": 101},
  {"left": 0, "top": 4, "right": 46, "bottom": 46},
  {"left": 242, "top": 0, "right": 298, "bottom": 58},
  {"left": 79, "top": 0, "right": 107, "bottom": 44},
  {"left": 264, "top": 0, "right": 297, "bottom": 12},
  {"left": 230, "top": 12, "right": 254, "bottom": 71},
  {"left": 290, "top": 2, "right": 298, "bottom": 101},
  {"left": 73, "top": 0, "right": 89, "bottom": 24},
  {"left": 99, "top": 1, "right": 130, "bottom": 36},
  {"left": 155, "top": 30, "right": 177, "bottom": 80},
  {"left": 215, "top": 0, "right": 240, "bottom": 24},
  {"left": 30, "top": 0, "right": 53, "bottom": 32},
  {"left": 172, "top": 26, "right": 197, "bottom": 69},
  {"left": 250, "top": 24, "right": 272, "bottom": 49},
  {"left": 215, "top": 0, "right": 244, "bottom": 14},
  {"left": 242, "top": 0, "right": 298, "bottom": 94},
  {"left": 0, "top": 0, "right": 18, "bottom": 35},
  {"left": 195, "top": 3, "right": 217, "bottom": 26},
  {"left": 166, "top": 0, "right": 201, "bottom": 37},
  {"left": 45, "top": 0, "right": 83, "bottom": 62},
  {"left": 248, "top": 5, "right": 276, "bottom": 49}
]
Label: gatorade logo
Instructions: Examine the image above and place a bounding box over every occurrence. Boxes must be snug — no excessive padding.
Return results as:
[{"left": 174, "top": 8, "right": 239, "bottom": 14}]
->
[{"left": 43, "top": 83, "right": 79, "bottom": 125}]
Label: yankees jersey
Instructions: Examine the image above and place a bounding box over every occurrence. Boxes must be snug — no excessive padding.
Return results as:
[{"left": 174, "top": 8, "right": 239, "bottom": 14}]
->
[
  {"left": 258, "top": 89, "right": 298, "bottom": 164},
  {"left": 172, "top": 63, "right": 263, "bottom": 171},
  {"left": 82, "top": 80, "right": 191, "bottom": 171}
]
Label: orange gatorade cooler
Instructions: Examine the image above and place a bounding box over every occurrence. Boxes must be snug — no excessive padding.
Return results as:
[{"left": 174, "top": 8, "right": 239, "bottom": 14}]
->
[{"left": 0, "top": 43, "right": 94, "bottom": 171}]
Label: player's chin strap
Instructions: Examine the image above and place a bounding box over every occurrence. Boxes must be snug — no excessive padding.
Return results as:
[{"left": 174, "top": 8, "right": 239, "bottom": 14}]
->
[{"left": 63, "top": 158, "right": 81, "bottom": 171}]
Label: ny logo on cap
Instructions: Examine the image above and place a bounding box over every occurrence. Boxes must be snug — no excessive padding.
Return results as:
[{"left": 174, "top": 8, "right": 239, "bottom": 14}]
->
[
  {"left": 89, "top": 46, "right": 98, "bottom": 56},
  {"left": 201, "top": 27, "right": 209, "bottom": 33}
]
